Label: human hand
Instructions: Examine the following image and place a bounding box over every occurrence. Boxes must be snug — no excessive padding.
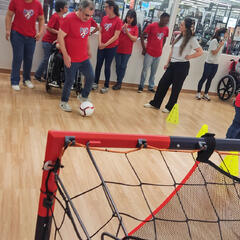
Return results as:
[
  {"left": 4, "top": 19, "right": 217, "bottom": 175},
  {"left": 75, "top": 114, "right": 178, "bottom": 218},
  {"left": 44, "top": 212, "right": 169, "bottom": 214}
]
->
[
  {"left": 219, "top": 40, "right": 225, "bottom": 47},
  {"left": 99, "top": 43, "right": 106, "bottom": 50},
  {"left": 185, "top": 55, "right": 191, "bottom": 60},
  {"left": 35, "top": 32, "right": 42, "bottom": 41},
  {"left": 6, "top": 31, "right": 10, "bottom": 41},
  {"left": 164, "top": 64, "right": 169, "bottom": 70},
  {"left": 142, "top": 49, "right": 146, "bottom": 55},
  {"left": 63, "top": 55, "right": 71, "bottom": 68}
]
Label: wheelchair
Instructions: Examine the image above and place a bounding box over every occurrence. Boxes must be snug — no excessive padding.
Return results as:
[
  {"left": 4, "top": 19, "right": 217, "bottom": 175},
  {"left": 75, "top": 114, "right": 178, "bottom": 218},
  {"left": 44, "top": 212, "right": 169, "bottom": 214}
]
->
[
  {"left": 45, "top": 47, "right": 82, "bottom": 95},
  {"left": 217, "top": 59, "right": 240, "bottom": 101}
]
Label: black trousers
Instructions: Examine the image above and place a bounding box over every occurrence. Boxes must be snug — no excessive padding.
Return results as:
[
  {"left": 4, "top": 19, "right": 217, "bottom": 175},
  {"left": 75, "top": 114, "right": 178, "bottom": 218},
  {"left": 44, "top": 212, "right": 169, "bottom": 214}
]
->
[{"left": 150, "top": 61, "right": 190, "bottom": 111}]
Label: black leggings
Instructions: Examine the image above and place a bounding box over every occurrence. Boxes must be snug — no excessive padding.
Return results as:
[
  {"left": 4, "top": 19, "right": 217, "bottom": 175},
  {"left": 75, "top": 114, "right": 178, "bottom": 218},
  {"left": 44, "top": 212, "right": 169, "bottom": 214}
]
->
[
  {"left": 150, "top": 61, "right": 190, "bottom": 111},
  {"left": 197, "top": 62, "right": 218, "bottom": 94},
  {"left": 94, "top": 47, "right": 117, "bottom": 88}
]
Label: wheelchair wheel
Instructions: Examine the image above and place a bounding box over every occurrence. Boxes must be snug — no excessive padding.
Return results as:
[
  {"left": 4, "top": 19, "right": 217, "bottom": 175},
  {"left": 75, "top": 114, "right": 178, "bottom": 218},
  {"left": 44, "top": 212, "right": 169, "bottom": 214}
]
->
[
  {"left": 75, "top": 70, "right": 83, "bottom": 95},
  {"left": 45, "top": 54, "right": 55, "bottom": 92},
  {"left": 217, "top": 75, "right": 236, "bottom": 101}
]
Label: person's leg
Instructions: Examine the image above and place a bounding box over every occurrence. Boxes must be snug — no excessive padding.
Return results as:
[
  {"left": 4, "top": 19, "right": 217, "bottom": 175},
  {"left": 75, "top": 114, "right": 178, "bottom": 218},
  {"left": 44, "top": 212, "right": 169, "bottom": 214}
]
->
[
  {"left": 204, "top": 64, "right": 218, "bottom": 94},
  {"left": 10, "top": 30, "right": 24, "bottom": 86},
  {"left": 23, "top": 36, "right": 36, "bottom": 84},
  {"left": 148, "top": 56, "right": 161, "bottom": 90},
  {"left": 148, "top": 65, "right": 174, "bottom": 109},
  {"left": 117, "top": 54, "right": 131, "bottom": 85},
  {"left": 165, "top": 62, "right": 190, "bottom": 111},
  {"left": 61, "top": 62, "right": 79, "bottom": 103},
  {"left": 197, "top": 62, "right": 211, "bottom": 93},
  {"left": 115, "top": 53, "right": 122, "bottom": 84},
  {"left": 103, "top": 47, "right": 117, "bottom": 88},
  {"left": 94, "top": 49, "right": 105, "bottom": 84},
  {"left": 35, "top": 41, "right": 52, "bottom": 80},
  {"left": 52, "top": 52, "right": 64, "bottom": 85},
  {"left": 79, "top": 59, "right": 95, "bottom": 99},
  {"left": 139, "top": 53, "right": 154, "bottom": 90}
]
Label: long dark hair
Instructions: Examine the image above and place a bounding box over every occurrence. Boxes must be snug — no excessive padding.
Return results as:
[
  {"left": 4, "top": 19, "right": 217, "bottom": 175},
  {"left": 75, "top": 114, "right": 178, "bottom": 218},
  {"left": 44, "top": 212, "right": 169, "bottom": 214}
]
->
[
  {"left": 212, "top": 28, "right": 227, "bottom": 42},
  {"left": 124, "top": 9, "right": 137, "bottom": 26},
  {"left": 105, "top": 0, "right": 119, "bottom": 17},
  {"left": 174, "top": 18, "right": 195, "bottom": 56}
]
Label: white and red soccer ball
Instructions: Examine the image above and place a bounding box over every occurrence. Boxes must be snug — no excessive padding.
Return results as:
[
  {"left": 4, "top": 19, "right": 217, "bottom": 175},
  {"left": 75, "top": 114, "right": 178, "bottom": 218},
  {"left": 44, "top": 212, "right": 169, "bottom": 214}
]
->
[{"left": 79, "top": 101, "right": 94, "bottom": 117}]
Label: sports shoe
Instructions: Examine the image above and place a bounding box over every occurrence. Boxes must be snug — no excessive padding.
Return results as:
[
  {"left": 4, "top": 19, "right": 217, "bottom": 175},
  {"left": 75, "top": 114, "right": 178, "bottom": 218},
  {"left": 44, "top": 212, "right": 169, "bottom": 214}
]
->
[
  {"left": 59, "top": 101, "right": 72, "bottom": 112},
  {"left": 162, "top": 108, "right": 170, "bottom": 113},
  {"left": 34, "top": 75, "right": 43, "bottom": 82},
  {"left": 77, "top": 94, "right": 89, "bottom": 103},
  {"left": 148, "top": 88, "right": 155, "bottom": 93},
  {"left": 100, "top": 87, "right": 109, "bottom": 94},
  {"left": 202, "top": 94, "right": 211, "bottom": 101},
  {"left": 92, "top": 83, "right": 98, "bottom": 90},
  {"left": 138, "top": 86, "right": 143, "bottom": 93},
  {"left": 12, "top": 85, "right": 20, "bottom": 91},
  {"left": 24, "top": 80, "right": 34, "bottom": 89},
  {"left": 195, "top": 92, "right": 201, "bottom": 100},
  {"left": 112, "top": 83, "right": 121, "bottom": 90},
  {"left": 144, "top": 103, "right": 157, "bottom": 109},
  {"left": 49, "top": 81, "right": 59, "bottom": 87}
]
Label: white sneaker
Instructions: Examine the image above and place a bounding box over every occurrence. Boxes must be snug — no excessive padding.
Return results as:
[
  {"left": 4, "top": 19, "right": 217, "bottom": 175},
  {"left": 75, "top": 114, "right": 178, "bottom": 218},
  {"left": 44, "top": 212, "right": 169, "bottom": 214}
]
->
[
  {"left": 49, "top": 81, "right": 59, "bottom": 87},
  {"left": 196, "top": 92, "right": 201, "bottom": 100},
  {"left": 92, "top": 83, "right": 98, "bottom": 90},
  {"left": 12, "top": 85, "right": 20, "bottom": 91},
  {"left": 59, "top": 101, "right": 72, "bottom": 112},
  {"left": 144, "top": 103, "right": 157, "bottom": 109},
  {"left": 100, "top": 87, "right": 109, "bottom": 94},
  {"left": 202, "top": 94, "right": 211, "bottom": 101},
  {"left": 162, "top": 108, "right": 170, "bottom": 113},
  {"left": 24, "top": 80, "right": 34, "bottom": 89},
  {"left": 77, "top": 94, "right": 89, "bottom": 103}
]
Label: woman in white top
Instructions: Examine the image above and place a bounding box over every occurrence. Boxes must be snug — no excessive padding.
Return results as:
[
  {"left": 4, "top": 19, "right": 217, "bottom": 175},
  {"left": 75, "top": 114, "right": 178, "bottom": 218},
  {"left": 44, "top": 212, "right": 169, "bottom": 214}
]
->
[
  {"left": 144, "top": 18, "right": 203, "bottom": 112},
  {"left": 196, "top": 28, "right": 228, "bottom": 101}
]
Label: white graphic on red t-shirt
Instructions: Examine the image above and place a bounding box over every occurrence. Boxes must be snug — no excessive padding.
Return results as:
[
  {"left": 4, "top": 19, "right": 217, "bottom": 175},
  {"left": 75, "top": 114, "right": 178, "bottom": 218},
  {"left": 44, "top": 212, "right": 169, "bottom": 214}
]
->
[
  {"left": 23, "top": 9, "right": 34, "bottom": 20},
  {"left": 80, "top": 27, "right": 89, "bottom": 38},
  {"left": 157, "top": 33, "right": 164, "bottom": 40},
  {"left": 104, "top": 23, "right": 112, "bottom": 31}
]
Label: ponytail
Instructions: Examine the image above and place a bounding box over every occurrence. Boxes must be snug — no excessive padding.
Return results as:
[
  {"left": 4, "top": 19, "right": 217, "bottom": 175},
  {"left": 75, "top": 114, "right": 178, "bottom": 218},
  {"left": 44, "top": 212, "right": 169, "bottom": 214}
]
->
[{"left": 106, "top": 0, "right": 119, "bottom": 17}]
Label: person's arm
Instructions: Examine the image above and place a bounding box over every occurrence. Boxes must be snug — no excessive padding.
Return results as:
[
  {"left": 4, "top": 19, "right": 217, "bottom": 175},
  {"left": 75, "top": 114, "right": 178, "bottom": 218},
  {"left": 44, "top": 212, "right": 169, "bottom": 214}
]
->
[
  {"left": 5, "top": 10, "right": 14, "bottom": 40},
  {"left": 185, "top": 47, "right": 203, "bottom": 60},
  {"left": 164, "top": 48, "right": 173, "bottom": 70},
  {"left": 162, "top": 37, "right": 167, "bottom": 48},
  {"left": 123, "top": 24, "right": 137, "bottom": 42},
  {"left": 141, "top": 32, "right": 147, "bottom": 55},
  {"left": 47, "top": 26, "right": 59, "bottom": 35},
  {"left": 57, "top": 29, "right": 71, "bottom": 68},
  {"left": 35, "top": 15, "right": 45, "bottom": 41},
  {"left": 90, "top": 25, "right": 99, "bottom": 35},
  {"left": 99, "top": 30, "right": 121, "bottom": 49},
  {"left": 211, "top": 41, "right": 224, "bottom": 55}
]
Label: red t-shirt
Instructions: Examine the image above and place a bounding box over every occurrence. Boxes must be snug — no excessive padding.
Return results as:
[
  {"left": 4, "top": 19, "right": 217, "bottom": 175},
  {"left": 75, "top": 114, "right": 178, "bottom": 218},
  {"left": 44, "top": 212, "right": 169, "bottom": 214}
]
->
[
  {"left": 91, "top": 18, "right": 98, "bottom": 28},
  {"left": 235, "top": 93, "right": 240, "bottom": 107},
  {"left": 9, "top": 0, "right": 43, "bottom": 38},
  {"left": 100, "top": 16, "right": 122, "bottom": 48},
  {"left": 42, "top": 13, "right": 63, "bottom": 43},
  {"left": 117, "top": 23, "right": 138, "bottom": 55},
  {"left": 60, "top": 12, "right": 91, "bottom": 63},
  {"left": 144, "top": 23, "right": 169, "bottom": 57}
]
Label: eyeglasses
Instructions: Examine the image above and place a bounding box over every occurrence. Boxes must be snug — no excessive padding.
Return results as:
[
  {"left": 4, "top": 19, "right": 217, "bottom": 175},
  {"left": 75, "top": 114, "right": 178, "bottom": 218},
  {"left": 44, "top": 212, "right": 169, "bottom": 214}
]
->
[{"left": 83, "top": 12, "right": 93, "bottom": 18}]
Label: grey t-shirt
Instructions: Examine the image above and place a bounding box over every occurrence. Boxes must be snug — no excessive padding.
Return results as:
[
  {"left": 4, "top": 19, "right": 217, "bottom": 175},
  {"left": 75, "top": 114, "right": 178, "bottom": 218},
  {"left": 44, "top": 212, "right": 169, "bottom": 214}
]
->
[
  {"left": 171, "top": 36, "right": 200, "bottom": 62},
  {"left": 206, "top": 39, "right": 223, "bottom": 64}
]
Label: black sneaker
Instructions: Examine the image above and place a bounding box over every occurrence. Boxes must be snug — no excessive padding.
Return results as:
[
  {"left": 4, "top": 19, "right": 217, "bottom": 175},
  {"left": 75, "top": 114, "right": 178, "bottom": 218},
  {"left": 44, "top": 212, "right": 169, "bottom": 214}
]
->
[
  {"left": 148, "top": 88, "right": 155, "bottom": 93},
  {"left": 112, "top": 83, "right": 121, "bottom": 90},
  {"left": 34, "top": 75, "right": 42, "bottom": 82},
  {"left": 138, "top": 86, "right": 143, "bottom": 93}
]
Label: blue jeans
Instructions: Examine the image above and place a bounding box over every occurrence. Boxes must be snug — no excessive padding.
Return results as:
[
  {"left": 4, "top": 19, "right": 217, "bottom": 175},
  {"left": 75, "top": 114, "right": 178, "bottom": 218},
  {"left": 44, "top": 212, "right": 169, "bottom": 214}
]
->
[
  {"left": 115, "top": 53, "right": 131, "bottom": 84},
  {"left": 35, "top": 41, "right": 52, "bottom": 78},
  {"left": 95, "top": 47, "right": 117, "bottom": 88},
  {"left": 139, "top": 53, "right": 161, "bottom": 90},
  {"left": 197, "top": 62, "right": 219, "bottom": 94},
  {"left": 226, "top": 106, "right": 240, "bottom": 139},
  {"left": 61, "top": 59, "right": 94, "bottom": 102},
  {"left": 10, "top": 30, "right": 36, "bottom": 85}
]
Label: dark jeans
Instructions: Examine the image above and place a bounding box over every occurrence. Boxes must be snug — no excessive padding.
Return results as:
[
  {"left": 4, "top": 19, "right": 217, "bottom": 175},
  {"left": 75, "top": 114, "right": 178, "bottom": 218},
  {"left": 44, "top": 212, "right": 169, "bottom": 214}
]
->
[
  {"left": 150, "top": 61, "right": 190, "bottom": 111},
  {"left": 35, "top": 41, "right": 52, "bottom": 79},
  {"left": 61, "top": 59, "right": 94, "bottom": 102},
  {"left": 226, "top": 106, "right": 240, "bottom": 139},
  {"left": 94, "top": 47, "right": 117, "bottom": 88},
  {"left": 197, "top": 62, "right": 218, "bottom": 94},
  {"left": 52, "top": 52, "right": 63, "bottom": 83},
  {"left": 10, "top": 30, "right": 36, "bottom": 85},
  {"left": 115, "top": 53, "right": 131, "bottom": 84}
]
